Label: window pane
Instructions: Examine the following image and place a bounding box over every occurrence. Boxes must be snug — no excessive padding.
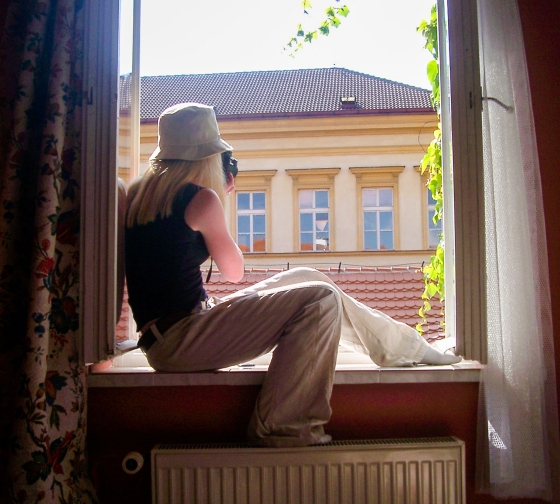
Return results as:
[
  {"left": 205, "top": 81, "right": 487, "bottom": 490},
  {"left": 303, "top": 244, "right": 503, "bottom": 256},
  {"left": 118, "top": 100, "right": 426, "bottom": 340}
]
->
[
  {"left": 300, "top": 232, "right": 313, "bottom": 251},
  {"left": 300, "top": 213, "right": 313, "bottom": 231},
  {"left": 316, "top": 236, "right": 329, "bottom": 251},
  {"left": 363, "top": 188, "right": 377, "bottom": 207},
  {"left": 315, "top": 190, "right": 329, "bottom": 209},
  {"left": 379, "top": 211, "right": 393, "bottom": 231},
  {"left": 237, "top": 234, "right": 250, "bottom": 252},
  {"left": 253, "top": 234, "right": 266, "bottom": 252},
  {"left": 237, "top": 193, "right": 250, "bottom": 210},
  {"left": 427, "top": 188, "right": 436, "bottom": 206},
  {"left": 379, "top": 188, "right": 393, "bottom": 206},
  {"left": 238, "top": 215, "right": 250, "bottom": 233},
  {"left": 253, "top": 214, "right": 265, "bottom": 233},
  {"left": 429, "top": 230, "right": 440, "bottom": 249},
  {"left": 364, "top": 211, "right": 377, "bottom": 231},
  {"left": 428, "top": 209, "right": 438, "bottom": 229},
  {"left": 364, "top": 231, "right": 377, "bottom": 250},
  {"left": 380, "top": 231, "right": 393, "bottom": 250},
  {"left": 253, "top": 192, "right": 265, "bottom": 210},
  {"left": 299, "top": 190, "right": 313, "bottom": 209},
  {"left": 315, "top": 213, "right": 329, "bottom": 231}
]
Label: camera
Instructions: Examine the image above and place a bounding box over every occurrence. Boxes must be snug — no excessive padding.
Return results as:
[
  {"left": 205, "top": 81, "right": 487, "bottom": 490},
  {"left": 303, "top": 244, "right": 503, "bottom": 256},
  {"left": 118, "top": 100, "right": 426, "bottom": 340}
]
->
[{"left": 222, "top": 151, "right": 238, "bottom": 182}]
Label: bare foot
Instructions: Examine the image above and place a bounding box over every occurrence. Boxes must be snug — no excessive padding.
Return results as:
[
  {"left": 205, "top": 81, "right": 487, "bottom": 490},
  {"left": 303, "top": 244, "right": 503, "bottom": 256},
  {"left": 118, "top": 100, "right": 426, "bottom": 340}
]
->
[{"left": 420, "top": 346, "right": 462, "bottom": 365}]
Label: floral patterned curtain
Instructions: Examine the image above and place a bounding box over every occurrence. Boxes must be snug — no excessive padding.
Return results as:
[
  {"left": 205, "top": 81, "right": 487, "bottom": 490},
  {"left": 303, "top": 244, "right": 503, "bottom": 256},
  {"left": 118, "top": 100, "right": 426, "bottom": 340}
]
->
[{"left": 0, "top": 0, "right": 98, "bottom": 502}]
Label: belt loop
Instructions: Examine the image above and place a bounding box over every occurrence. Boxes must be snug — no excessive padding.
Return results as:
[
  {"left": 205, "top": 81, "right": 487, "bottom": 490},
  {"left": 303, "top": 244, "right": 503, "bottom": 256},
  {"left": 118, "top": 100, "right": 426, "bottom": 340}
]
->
[{"left": 149, "top": 323, "right": 165, "bottom": 343}]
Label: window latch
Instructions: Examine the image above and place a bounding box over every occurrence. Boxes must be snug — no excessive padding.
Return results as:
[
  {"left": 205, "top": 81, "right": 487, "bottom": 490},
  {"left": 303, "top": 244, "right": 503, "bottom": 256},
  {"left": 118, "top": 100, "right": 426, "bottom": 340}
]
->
[{"left": 482, "top": 96, "right": 514, "bottom": 112}]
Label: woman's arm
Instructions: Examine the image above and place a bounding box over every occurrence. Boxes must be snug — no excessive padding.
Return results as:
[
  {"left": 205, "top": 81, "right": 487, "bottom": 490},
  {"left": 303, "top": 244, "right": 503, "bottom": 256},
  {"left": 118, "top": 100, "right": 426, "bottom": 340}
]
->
[{"left": 185, "top": 188, "right": 245, "bottom": 283}]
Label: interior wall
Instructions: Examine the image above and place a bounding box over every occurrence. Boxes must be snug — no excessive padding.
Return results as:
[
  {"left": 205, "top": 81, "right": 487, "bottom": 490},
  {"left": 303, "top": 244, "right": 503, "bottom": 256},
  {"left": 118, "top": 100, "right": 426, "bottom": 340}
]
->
[{"left": 87, "top": 2, "right": 560, "bottom": 503}]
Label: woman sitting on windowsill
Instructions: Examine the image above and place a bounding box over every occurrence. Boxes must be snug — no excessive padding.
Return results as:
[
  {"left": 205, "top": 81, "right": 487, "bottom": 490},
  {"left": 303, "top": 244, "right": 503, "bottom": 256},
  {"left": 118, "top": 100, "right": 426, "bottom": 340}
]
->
[{"left": 124, "top": 103, "right": 462, "bottom": 448}]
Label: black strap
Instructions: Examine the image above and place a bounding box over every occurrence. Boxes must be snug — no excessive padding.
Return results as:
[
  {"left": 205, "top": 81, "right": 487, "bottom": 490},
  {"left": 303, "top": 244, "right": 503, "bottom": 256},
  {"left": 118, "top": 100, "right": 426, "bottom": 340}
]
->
[{"left": 206, "top": 258, "right": 213, "bottom": 283}]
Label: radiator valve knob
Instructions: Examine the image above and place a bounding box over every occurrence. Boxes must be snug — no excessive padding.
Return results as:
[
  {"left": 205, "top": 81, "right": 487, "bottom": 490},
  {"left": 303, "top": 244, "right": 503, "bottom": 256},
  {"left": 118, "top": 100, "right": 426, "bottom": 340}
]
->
[{"left": 122, "top": 451, "right": 144, "bottom": 474}]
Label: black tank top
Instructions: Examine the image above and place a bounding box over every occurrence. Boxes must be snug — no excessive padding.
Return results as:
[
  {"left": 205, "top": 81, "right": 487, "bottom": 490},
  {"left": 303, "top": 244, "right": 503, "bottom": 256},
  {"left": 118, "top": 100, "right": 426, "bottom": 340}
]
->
[{"left": 125, "top": 184, "right": 209, "bottom": 330}]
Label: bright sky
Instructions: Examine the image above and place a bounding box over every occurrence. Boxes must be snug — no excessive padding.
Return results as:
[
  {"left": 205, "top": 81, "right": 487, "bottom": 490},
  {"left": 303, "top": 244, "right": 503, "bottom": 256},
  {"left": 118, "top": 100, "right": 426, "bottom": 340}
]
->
[{"left": 120, "top": 0, "right": 436, "bottom": 89}]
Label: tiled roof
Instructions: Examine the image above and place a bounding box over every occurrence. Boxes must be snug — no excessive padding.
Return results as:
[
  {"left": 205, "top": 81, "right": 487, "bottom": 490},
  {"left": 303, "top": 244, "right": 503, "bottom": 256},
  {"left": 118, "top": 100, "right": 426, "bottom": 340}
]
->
[
  {"left": 119, "top": 68, "right": 433, "bottom": 120},
  {"left": 203, "top": 267, "right": 444, "bottom": 342}
]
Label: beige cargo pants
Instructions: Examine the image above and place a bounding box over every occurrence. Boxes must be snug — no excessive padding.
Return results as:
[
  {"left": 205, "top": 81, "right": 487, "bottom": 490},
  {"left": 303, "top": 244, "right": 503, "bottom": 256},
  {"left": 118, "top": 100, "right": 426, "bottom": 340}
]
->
[{"left": 145, "top": 267, "right": 431, "bottom": 447}]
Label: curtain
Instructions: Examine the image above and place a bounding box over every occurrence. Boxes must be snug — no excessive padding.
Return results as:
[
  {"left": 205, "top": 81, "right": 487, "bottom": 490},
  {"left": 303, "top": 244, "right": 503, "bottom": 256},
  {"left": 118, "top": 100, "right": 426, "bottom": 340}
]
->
[
  {"left": 0, "top": 0, "right": 98, "bottom": 502},
  {"left": 476, "top": 0, "right": 560, "bottom": 501}
]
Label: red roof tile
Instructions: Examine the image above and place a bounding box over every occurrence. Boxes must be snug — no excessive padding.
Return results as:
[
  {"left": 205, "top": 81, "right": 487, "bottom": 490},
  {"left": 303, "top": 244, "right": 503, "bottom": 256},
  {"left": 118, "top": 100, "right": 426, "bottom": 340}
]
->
[
  {"left": 120, "top": 68, "right": 433, "bottom": 120},
  {"left": 203, "top": 267, "right": 444, "bottom": 342}
]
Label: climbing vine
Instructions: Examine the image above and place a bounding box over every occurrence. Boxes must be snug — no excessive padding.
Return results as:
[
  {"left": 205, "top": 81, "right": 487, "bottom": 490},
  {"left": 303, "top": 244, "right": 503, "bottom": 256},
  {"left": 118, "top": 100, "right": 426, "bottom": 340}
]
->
[{"left": 416, "top": 5, "right": 445, "bottom": 333}]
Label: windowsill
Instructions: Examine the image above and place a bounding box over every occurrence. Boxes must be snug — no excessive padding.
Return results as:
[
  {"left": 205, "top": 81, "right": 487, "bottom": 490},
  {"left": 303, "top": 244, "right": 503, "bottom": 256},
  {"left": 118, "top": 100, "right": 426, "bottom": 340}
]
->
[{"left": 88, "top": 359, "right": 481, "bottom": 387}]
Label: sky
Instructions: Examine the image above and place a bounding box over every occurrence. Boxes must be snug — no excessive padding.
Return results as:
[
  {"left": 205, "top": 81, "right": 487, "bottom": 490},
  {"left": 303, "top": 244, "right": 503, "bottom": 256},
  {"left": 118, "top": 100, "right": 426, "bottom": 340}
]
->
[{"left": 120, "top": 0, "right": 436, "bottom": 89}]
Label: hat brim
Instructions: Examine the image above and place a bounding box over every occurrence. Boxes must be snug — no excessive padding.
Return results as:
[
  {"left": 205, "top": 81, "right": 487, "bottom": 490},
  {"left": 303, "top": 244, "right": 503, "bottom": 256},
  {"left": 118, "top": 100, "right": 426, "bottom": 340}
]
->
[{"left": 149, "top": 137, "right": 233, "bottom": 161}]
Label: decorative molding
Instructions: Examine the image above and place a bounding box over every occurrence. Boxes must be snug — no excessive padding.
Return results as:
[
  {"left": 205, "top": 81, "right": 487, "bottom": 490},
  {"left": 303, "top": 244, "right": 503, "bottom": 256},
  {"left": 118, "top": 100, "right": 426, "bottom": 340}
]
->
[{"left": 350, "top": 166, "right": 405, "bottom": 185}]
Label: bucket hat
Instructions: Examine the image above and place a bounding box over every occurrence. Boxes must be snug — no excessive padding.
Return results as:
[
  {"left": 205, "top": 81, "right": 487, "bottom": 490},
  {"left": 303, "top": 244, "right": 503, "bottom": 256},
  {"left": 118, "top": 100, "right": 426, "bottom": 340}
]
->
[{"left": 149, "top": 103, "right": 233, "bottom": 161}]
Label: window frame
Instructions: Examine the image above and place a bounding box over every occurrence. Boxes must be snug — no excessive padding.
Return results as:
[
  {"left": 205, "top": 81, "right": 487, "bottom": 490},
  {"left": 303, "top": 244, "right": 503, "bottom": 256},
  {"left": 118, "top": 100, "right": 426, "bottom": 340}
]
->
[
  {"left": 350, "top": 166, "right": 404, "bottom": 252},
  {"left": 81, "top": 0, "right": 486, "bottom": 366},
  {"left": 286, "top": 168, "right": 340, "bottom": 253},
  {"left": 229, "top": 170, "right": 276, "bottom": 254},
  {"left": 418, "top": 170, "right": 443, "bottom": 250}
]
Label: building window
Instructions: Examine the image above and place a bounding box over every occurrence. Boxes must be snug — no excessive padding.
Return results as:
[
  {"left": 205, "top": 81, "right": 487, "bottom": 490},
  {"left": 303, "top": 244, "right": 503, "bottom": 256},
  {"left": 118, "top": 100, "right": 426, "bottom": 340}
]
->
[
  {"left": 236, "top": 192, "right": 266, "bottom": 253},
  {"left": 350, "top": 166, "right": 404, "bottom": 251},
  {"left": 229, "top": 170, "right": 276, "bottom": 254},
  {"left": 427, "top": 189, "right": 442, "bottom": 249},
  {"left": 299, "top": 189, "right": 330, "bottom": 251},
  {"left": 286, "top": 168, "right": 339, "bottom": 253},
  {"left": 363, "top": 188, "right": 394, "bottom": 250}
]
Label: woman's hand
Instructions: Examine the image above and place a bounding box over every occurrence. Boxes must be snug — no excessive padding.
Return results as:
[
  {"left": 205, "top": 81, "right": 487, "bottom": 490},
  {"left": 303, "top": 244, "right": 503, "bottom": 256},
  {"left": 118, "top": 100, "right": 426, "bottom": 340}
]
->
[{"left": 184, "top": 188, "right": 244, "bottom": 283}]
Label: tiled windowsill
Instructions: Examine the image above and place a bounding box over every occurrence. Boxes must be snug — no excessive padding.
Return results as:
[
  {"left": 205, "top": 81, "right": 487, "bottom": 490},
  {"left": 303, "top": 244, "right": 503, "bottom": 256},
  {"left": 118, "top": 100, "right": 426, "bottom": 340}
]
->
[{"left": 88, "top": 360, "right": 481, "bottom": 387}]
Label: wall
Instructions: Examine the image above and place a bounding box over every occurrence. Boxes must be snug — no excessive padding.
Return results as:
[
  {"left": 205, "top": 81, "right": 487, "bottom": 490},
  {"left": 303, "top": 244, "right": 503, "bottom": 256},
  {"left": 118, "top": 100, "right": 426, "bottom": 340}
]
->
[{"left": 87, "top": 2, "right": 560, "bottom": 503}]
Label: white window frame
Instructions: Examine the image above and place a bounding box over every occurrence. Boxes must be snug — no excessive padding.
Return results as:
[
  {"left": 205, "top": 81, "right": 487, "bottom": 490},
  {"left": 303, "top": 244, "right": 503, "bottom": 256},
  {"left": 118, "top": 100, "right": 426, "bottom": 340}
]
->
[
  {"left": 81, "top": 0, "right": 486, "bottom": 366},
  {"left": 286, "top": 168, "right": 339, "bottom": 253},
  {"left": 236, "top": 191, "right": 267, "bottom": 253},
  {"left": 298, "top": 189, "right": 331, "bottom": 252},
  {"left": 229, "top": 169, "right": 276, "bottom": 254},
  {"left": 350, "top": 166, "right": 404, "bottom": 251},
  {"left": 362, "top": 188, "right": 395, "bottom": 251}
]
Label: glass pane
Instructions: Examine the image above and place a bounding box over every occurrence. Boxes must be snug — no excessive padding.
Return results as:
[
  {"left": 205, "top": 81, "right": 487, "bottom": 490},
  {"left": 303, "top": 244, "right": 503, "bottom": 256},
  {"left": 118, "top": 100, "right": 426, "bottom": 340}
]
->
[
  {"left": 427, "top": 188, "right": 436, "bottom": 206},
  {"left": 428, "top": 209, "right": 438, "bottom": 229},
  {"left": 299, "top": 190, "right": 313, "bottom": 209},
  {"left": 379, "top": 211, "right": 393, "bottom": 231},
  {"left": 363, "top": 188, "right": 377, "bottom": 207},
  {"left": 237, "top": 233, "right": 250, "bottom": 252},
  {"left": 253, "top": 234, "right": 266, "bottom": 252},
  {"left": 300, "top": 213, "right": 313, "bottom": 232},
  {"left": 379, "top": 188, "right": 393, "bottom": 207},
  {"left": 237, "top": 193, "right": 250, "bottom": 210},
  {"left": 300, "top": 232, "right": 313, "bottom": 251},
  {"left": 253, "top": 214, "right": 265, "bottom": 233},
  {"left": 364, "top": 211, "right": 377, "bottom": 231},
  {"left": 253, "top": 192, "right": 265, "bottom": 210},
  {"left": 315, "top": 213, "right": 329, "bottom": 231},
  {"left": 315, "top": 190, "right": 329, "bottom": 209},
  {"left": 238, "top": 215, "right": 250, "bottom": 233},
  {"left": 364, "top": 231, "right": 377, "bottom": 250},
  {"left": 316, "top": 235, "right": 329, "bottom": 251},
  {"left": 429, "top": 230, "right": 440, "bottom": 249},
  {"left": 380, "top": 231, "right": 393, "bottom": 250}
]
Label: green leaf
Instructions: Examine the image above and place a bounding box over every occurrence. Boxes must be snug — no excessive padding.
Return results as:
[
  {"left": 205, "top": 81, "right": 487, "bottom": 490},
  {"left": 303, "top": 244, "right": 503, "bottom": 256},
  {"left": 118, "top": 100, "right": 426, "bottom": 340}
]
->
[{"left": 338, "top": 5, "right": 349, "bottom": 17}]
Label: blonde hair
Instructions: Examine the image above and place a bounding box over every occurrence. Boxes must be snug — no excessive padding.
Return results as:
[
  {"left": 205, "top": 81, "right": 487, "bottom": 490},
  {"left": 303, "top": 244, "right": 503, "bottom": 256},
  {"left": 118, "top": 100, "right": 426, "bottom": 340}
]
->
[{"left": 126, "top": 154, "right": 225, "bottom": 227}]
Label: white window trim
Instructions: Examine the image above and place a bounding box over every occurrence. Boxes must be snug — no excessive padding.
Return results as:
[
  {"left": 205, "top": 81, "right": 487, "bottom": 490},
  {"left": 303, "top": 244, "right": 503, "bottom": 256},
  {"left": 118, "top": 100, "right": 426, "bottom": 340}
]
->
[
  {"left": 82, "top": 0, "right": 486, "bottom": 369},
  {"left": 350, "top": 166, "right": 404, "bottom": 251},
  {"left": 229, "top": 169, "right": 276, "bottom": 254},
  {"left": 286, "top": 168, "right": 340, "bottom": 253}
]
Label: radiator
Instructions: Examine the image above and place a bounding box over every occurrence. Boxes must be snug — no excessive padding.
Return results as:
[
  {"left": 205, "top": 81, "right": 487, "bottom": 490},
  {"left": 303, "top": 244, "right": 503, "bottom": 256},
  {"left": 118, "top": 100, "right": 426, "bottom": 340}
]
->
[{"left": 151, "top": 436, "right": 465, "bottom": 504}]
